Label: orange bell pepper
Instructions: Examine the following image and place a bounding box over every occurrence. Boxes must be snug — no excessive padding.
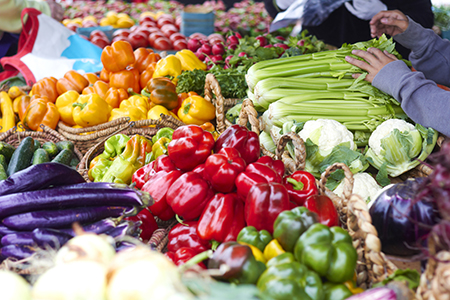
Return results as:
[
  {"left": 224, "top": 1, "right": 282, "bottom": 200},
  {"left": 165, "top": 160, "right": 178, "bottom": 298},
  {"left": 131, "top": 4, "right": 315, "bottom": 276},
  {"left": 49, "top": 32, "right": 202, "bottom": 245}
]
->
[
  {"left": 101, "top": 40, "right": 135, "bottom": 73},
  {"left": 56, "top": 70, "right": 90, "bottom": 95},
  {"left": 82, "top": 80, "right": 110, "bottom": 99},
  {"left": 22, "top": 97, "right": 60, "bottom": 131},
  {"left": 17, "top": 95, "right": 32, "bottom": 122},
  {"left": 100, "top": 68, "right": 111, "bottom": 83},
  {"left": 139, "top": 62, "right": 157, "bottom": 90},
  {"left": 104, "top": 87, "right": 128, "bottom": 109},
  {"left": 83, "top": 73, "right": 99, "bottom": 85},
  {"left": 31, "top": 77, "right": 58, "bottom": 103},
  {"left": 133, "top": 48, "right": 161, "bottom": 73},
  {"left": 109, "top": 67, "right": 140, "bottom": 94}
]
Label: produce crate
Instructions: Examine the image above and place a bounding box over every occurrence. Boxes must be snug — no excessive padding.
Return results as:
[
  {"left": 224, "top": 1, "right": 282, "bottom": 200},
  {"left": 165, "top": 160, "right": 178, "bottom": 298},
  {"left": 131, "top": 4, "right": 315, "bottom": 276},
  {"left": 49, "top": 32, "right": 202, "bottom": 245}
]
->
[{"left": 0, "top": 124, "right": 83, "bottom": 162}]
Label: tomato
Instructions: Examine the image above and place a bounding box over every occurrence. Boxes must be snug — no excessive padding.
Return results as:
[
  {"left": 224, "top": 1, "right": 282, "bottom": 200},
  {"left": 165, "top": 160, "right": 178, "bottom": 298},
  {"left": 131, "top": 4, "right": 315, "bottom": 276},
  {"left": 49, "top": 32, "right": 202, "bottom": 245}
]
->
[
  {"left": 135, "top": 27, "right": 153, "bottom": 38},
  {"left": 190, "top": 32, "right": 208, "bottom": 40},
  {"left": 175, "top": 16, "right": 182, "bottom": 30},
  {"left": 173, "top": 39, "right": 188, "bottom": 50},
  {"left": 153, "top": 37, "right": 172, "bottom": 50},
  {"left": 90, "top": 29, "right": 108, "bottom": 40},
  {"left": 112, "top": 35, "right": 131, "bottom": 43},
  {"left": 140, "top": 20, "right": 157, "bottom": 29},
  {"left": 82, "top": 20, "right": 97, "bottom": 28},
  {"left": 113, "top": 29, "right": 130, "bottom": 38},
  {"left": 157, "top": 18, "right": 174, "bottom": 29},
  {"left": 161, "top": 24, "right": 178, "bottom": 38},
  {"left": 66, "top": 23, "right": 80, "bottom": 32},
  {"left": 158, "top": 14, "right": 174, "bottom": 22},
  {"left": 139, "top": 15, "right": 156, "bottom": 24},
  {"left": 128, "top": 31, "right": 149, "bottom": 49},
  {"left": 148, "top": 31, "right": 166, "bottom": 47},
  {"left": 90, "top": 36, "right": 110, "bottom": 48},
  {"left": 169, "top": 32, "right": 186, "bottom": 42},
  {"left": 124, "top": 208, "right": 158, "bottom": 243}
]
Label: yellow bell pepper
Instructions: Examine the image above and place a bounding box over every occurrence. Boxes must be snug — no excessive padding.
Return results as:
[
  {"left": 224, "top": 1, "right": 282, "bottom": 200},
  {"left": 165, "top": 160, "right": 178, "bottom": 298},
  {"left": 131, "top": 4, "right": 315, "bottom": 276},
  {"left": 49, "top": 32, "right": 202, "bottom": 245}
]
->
[
  {"left": 55, "top": 90, "right": 80, "bottom": 126},
  {"left": 147, "top": 105, "right": 179, "bottom": 127},
  {"left": 238, "top": 242, "right": 266, "bottom": 264},
  {"left": 72, "top": 94, "right": 111, "bottom": 127},
  {"left": 0, "top": 92, "right": 15, "bottom": 133},
  {"left": 109, "top": 95, "right": 149, "bottom": 122},
  {"left": 16, "top": 121, "right": 26, "bottom": 132},
  {"left": 263, "top": 239, "right": 285, "bottom": 262},
  {"left": 152, "top": 55, "right": 182, "bottom": 84},
  {"left": 177, "top": 95, "right": 215, "bottom": 125},
  {"left": 175, "top": 49, "right": 207, "bottom": 71},
  {"left": 8, "top": 86, "right": 25, "bottom": 99}
]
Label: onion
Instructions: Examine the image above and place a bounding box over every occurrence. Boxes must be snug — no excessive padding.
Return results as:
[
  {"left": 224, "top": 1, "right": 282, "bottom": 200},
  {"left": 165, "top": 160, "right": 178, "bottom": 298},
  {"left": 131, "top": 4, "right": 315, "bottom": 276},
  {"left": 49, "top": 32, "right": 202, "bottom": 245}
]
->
[{"left": 0, "top": 270, "right": 31, "bottom": 300}]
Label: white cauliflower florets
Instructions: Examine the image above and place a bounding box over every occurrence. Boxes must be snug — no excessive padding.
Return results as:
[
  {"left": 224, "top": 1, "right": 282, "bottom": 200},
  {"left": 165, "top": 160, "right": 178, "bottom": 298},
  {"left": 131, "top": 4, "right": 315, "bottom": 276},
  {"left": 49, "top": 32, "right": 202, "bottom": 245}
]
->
[
  {"left": 333, "top": 172, "right": 381, "bottom": 204},
  {"left": 299, "top": 119, "right": 355, "bottom": 156},
  {"left": 369, "top": 119, "right": 416, "bottom": 156}
]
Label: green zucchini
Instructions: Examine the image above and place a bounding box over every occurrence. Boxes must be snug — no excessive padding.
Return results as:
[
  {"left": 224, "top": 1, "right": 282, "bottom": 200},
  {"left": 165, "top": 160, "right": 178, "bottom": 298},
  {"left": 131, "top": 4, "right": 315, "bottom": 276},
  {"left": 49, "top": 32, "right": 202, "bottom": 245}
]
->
[
  {"left": 42, "top": 142, "right": 59, "bottom": 158},
  {"left": 51, "top": 149, "right": 73, "bottom": 166},
  {"left": 0, "top": 164, "right": 7, "bottom": 181},
  {"left": 0, "top": 154, "right": 7, "bottom": 171},
  {"left": 56, "top": 141, "right": 74, "bottom": 152},
  {"left": 0, "top": 142, "right": 15, "bottom": 162},
  {"left": 32, "top": 149, "right": 50, "bottom": 165},
  {"left": 33, "top": 139, "right": 41, "bottom": 151},
  {"left": 7, "top": 137, "right": 34, "bottom": 176}
]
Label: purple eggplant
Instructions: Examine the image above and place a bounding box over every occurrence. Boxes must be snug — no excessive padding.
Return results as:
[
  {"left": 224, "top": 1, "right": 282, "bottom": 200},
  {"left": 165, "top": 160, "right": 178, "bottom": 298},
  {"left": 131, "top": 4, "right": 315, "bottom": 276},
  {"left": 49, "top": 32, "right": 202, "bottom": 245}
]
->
[
  {"left": 0, "top": 244, "right": 35, "bottom": 261},
  {"left": 115, "top": 241, "right": 137, "bottom": 252},
  {"left": 2, "top": 206, "right": 138, "bottom": 231},
  {"left": 55, "top": 182, "right": 130, "bottom": 190},
  {"left": 104, "top": 221, "right": 142, "bottom": 240},
  {"left": 1, "top": 233, "right": 34, "bottom": 246},
  {"left": 0, "top": 225, "right": 19, "bottom": 236},
  {"left": 58, "top": 218, "right": 119, "bottom": 236},
  {"left": 0, "top": 163, "right": 85, "bottom": 196},
  {"left": 0, "top": 187, "right": 151, "bottom": 219},
  {"left": 32, "top": 228, "right": 73, "bottom": 249}
]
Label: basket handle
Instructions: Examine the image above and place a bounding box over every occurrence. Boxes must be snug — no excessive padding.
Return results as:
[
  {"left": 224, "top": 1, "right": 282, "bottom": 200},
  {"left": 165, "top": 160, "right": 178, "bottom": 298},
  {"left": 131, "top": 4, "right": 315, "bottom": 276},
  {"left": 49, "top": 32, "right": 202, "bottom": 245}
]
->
[
  {"left": 238, "top": 98, "right": 260, "bottom": 135},
  {"left": 204, "top": 73, "right": 227, "bottom": 134},
  {"left": 275, "top": 132, "right": 306, "bottom": 175}
]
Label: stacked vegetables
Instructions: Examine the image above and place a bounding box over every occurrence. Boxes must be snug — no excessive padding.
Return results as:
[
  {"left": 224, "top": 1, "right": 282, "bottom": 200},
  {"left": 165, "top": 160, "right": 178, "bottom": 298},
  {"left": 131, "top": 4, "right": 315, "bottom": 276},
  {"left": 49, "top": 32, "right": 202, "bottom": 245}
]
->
[{"left": 0, "top": 163, "right": 152, "bottom": 261}]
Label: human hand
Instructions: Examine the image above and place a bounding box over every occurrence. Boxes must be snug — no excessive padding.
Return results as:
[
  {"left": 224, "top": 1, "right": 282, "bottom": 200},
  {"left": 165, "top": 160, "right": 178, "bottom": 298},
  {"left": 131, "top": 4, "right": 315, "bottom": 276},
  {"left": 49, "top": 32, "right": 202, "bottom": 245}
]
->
[
  {"left": 46, "top": 0, "right": 64, "bottom": 22},
  {"left": 344, "top": 0, "right": 387, "bottom": 21},
  {"left": 370, "top": 10, "right": 409, "bottom": 38},
  {"left": 344, "top": 48, "right": 398, "bottom": 83}
]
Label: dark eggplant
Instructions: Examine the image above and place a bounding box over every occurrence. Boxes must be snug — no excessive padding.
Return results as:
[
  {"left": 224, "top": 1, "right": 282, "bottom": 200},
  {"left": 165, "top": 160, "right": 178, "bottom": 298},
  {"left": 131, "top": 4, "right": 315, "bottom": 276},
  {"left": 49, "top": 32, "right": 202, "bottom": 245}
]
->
[
  {"left": 32, "top": 228, "right": 73, "bottom": 249},
  {"left": 115, "top": 241, "right": 137, "bottom": 252},
  {"left": 58, "top": 218, "right": 118, "bottom": 236},
  {"left": 0, "top": 163, "right": 85, "bottom": 196},
  {"left": 55, "top": 182, "right": 129, "bottom": 190},
  {"left": 1, "top": 233, "right": 34, "bottom": 246},
  {"left": 0, "top": 244, "right": 35, "bottom": 261},
  {"left": 0, "top": 225, "right": 19, "bottom": 236},
  {"left": 0, "top": 187, "right": 151, "bottom": 219},
  {"left": 2, "top": 206, "right": 138, "bottom": 231},
  {"left": 104, "top": 221, "right": 142, "bottom": 240}
]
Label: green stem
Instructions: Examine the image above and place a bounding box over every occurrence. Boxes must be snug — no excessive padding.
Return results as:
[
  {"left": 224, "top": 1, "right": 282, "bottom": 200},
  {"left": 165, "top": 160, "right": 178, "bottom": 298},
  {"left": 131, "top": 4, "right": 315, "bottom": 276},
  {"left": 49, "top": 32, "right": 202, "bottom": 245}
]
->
[
  {"left": 178, "top": 250, "right": 214, "bottom": 273},
  {"left": 72, "top": 102, "right": 87, "bottom": 110},
  {"left": 211, "top": 240, "right": 220, "bottom": 251},
  {"left": 176, "top": 214, "right": 188, "bottom": 226},
  {"left": 286, "top": 177, "right": 304, "bottom": 191}
]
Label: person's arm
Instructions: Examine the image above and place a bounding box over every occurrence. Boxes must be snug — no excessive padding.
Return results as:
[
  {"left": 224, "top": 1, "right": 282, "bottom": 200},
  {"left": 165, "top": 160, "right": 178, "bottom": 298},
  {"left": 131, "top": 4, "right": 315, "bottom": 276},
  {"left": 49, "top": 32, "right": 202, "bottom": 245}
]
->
[{"left": 0, "top": 0, "right": 51, "bottom": 33}]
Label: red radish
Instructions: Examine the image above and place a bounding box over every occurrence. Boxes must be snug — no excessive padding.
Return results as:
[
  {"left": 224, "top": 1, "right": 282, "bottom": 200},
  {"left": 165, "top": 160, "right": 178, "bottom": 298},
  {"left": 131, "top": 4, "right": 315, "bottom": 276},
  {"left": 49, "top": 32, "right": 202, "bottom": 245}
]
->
[
  {"left": 238, "top": 52, "right": 247, "bottom": 57},
  {"left": 210, "top": 55, "right": 224, "bottom": 64},
  {"left": 235, "top": 32, "right": 242, "bottom": 39},
  {"left": 209, "top": 38, "right": 223, "bottom": 45},
  {"left": 275, "top": 35, "right": 286, "bottom": 41},
  {"left": 199, "top": 43, "right": 212, "bottom": 55},
  {"left": 225, "top": 55, "right": 234, "bottom": 66},
  {"left": 190, "top": 32, "right": 208, "bottom": 40},
  {"left": 274, "top": 43, "right": 289, "bottom": 50},
  {"left": 297, "top": 40, "right": 305, "bottom": 46},
  {"left": 208, "top": 33, "right": 225, "bottom": 43},
  {"left": 226, "top": 35, "right": 239, "bottom": 45},
  {"left": 212, "top": 43, "right": 225, "bottom": 56},
  {"left": 228, "top": 44, "right": 238, "bottom": 51},
  {"left": 224, "top": 64, "right": 230, "bottom": 69},
  {"left": 195, "top": 50, "right": 206, "bottom": 61},
  {"left": 187, "top": 38, "right": 202, "bottom": 52},
  {"left": 255, "top": 36, "right": 267, "bottom": 47},
  {"left": 264, "top": 44, "right": 274, "bottom": 48}
]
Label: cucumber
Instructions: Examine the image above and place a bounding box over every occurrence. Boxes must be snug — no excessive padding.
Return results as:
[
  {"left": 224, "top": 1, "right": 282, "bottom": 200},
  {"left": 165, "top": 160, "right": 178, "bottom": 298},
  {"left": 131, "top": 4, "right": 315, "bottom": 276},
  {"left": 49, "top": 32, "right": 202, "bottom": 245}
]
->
[
  {"left": 0, "top": 164, "right": 7, "bottom": 181},
  {"left": 0, "top": 142, "right": 15, "bottom": 162},
  {"left": 56, "top": 141, "right": 74, "bottom": 152},
  {"left": 32, "top": 149, "right": 50, "bottom": 165},
  {"left": 41, "top": 142, "right": 59, "bottom": 158},
  {"left": 0, "top": 154, "right": 7, "bottom": 172},
  {"left": 33, "top": 139, "right": 41, "bottom": 151},
  {"left": 7, "top": 137, "right": 34, "bottom": 176},
  {"left": 70, "top": 155, "right": 80, "bottom": 167},
  {"left": 51, "top": 149, "right": 73, "bottom": 166}
]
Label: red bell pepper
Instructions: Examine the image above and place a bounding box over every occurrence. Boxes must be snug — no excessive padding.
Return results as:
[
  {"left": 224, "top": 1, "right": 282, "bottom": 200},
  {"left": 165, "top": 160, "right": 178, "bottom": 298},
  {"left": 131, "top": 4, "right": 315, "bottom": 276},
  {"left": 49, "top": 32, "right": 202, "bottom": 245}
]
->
[
  {"left": 153, "top": 154, "right": 178, "bottom": 172},
  {"left": 167, "top": 125, "right": 215, "bottom": 171},
  {"left": 303, "top": 195, "right": 340, "bottom": 227},
  {"left": 282, "top": 170, "right": 318, "bottom": 206},
  {"left": 197, "top": 193, "right": 245, "bottom": 243},
  {"left": 165, "top": 247, "right": 206, "bottom": 269},
  {"left": 192, "top": 163, "right": 205, "bottom": 176},
  {"left": 235, "top": 162, "right": 282, "bottom": 202},
  {"left": 142, "top": 170, "right": 182, "bottom": 220},
  {"left": 256, "top": 156, "right": 285, "bottom": 178},
  {"left": 167, "top": 221, "right": 211, "bottom": 254},
  {"left": 214, "top": 124, "right": 260, "bottom": 165},
  {"left": 204, "top": 148, "right": 246, "bottom": 193},
  {"left": 124, "top": 208, "right": 158, "bottom": 242},
  {"left": 166, "top": 172, "right": 214, "bottom": 221},
  {"left": 245, "top": 182, "right": 291, "bottom": 234},
  {"left": 132, "top": 162, "right": 156, "bottom": 189}
]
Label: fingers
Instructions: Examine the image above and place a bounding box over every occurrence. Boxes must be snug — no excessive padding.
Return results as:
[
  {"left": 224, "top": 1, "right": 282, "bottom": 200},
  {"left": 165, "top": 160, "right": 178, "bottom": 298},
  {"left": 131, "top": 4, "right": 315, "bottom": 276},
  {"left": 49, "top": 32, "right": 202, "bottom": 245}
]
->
[
  {"left": 345, "top": 53, "right": 372, "bottom": 73},
  {"left": 383, "top": 50, "right": 398, "bottom": 61},
  {"left": 369, "top": 10, "right": 409, "bottom": 37}
]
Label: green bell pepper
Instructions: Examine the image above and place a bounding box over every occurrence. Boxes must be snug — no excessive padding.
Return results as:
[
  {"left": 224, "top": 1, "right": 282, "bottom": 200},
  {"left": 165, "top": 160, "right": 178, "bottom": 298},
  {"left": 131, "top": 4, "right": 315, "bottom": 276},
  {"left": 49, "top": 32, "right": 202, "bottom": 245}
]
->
[
  {"left": 294, "top": 223, "right": 357, "bottom": 283},
  {"left": 266, "top": 252, "right": 295, "bottom": 268},
  {"left": 103, "top": 134, "right": 130, "bottom": 158},
  {"left": 237, "top": 226, "right": 272, "bottom": 252},
  {"left": 89, "top": 154, "right": 113, "bottom": 182},
  {"left": 323, "top": 282, "right": 353, "bottom": 300},
  {"left": 152, "top": 127, "right": 174, "bottom": 144},
  {"left": 257, "top": 261, "right": 324, "bottom": 300},
  {"left": 273, "top": 206, "right": 319, "bottom": 252},
  {"left": 208, "top": 242, "right": 266, "bottom": 285}
]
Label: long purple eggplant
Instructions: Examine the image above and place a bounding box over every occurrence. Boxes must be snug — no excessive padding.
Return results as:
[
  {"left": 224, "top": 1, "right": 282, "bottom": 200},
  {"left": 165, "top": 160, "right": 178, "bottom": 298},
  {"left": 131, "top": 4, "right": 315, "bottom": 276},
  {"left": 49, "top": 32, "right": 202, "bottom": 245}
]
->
[
  {"left": 55, "top": 182, "right": 129, "bottom": 190},
  {"left": 2, "top": 206, "right": 138, "bottom": 231},
  {"left": 0, "top": 163, "right": 85, "bottom": 196},
  {"left": 0, "top": 187, "right": 151, "bottom": 219},
  {"left": 0, "top": 245, "right": 35, "bottom": 261},
  {"left": 58, "top": 218, "right": 119, "bottom": 236},
  {"left": 32, "top": 228, "right": 73, "bottom": 249},
  {"left": 1, "top": 233, "right": 34, "bottom": 246},
  {"left": 0, "top": 225, "right": 19, "bottom": 236},
  {"left": 104, "top": 221, "right": 142, "bottom": 240}
]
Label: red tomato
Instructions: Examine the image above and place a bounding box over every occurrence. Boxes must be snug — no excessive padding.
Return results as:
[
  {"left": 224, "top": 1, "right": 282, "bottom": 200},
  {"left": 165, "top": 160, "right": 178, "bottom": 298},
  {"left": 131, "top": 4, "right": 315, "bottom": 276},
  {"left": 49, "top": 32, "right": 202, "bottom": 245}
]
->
[
  {"left": 112, "top": 35, "right": 131, "bottom": 43},
  {"left": 90, "top": 29, "right": 108, "bottom": 40},
  {"left": 148, "top": 31, "right": 166, "bottom": 47},
  {"left": 169, "top": 32, "right": 186, "bottom": 42},
  {"left": 90, "top": 36, "right": 110, "bottom": 48},
  {"left": 157, "top": 18, "right": 174, "bottom": 28},
  {"left": 190, "top": 32, "right": 208, "bottom": 40},
  {"left": 153, "top": 37, "right": 172, "bottom": 50},
  {"left": 129, "top": 31, "right": 149, "bottom": 49},
  {"left": 140, "top": 20, "right": 157, "bottom": 29},
  {"left": 135, "top": 27, "right": 153, "bottom": 38},
  {"left": 158, "top": 14, "right": 174, "bottom": 22},
  {"left": 112, "top": 29, "right": 130, "bottom": 38},
  {"left": 173, "top": 39, "right": 188, "bottom": 50},
  {"left": 139, "top": 15, "right": 156, "bottom": 24},
  {"left": 175, "top": 16, "right": 182, "bottom": 30}
]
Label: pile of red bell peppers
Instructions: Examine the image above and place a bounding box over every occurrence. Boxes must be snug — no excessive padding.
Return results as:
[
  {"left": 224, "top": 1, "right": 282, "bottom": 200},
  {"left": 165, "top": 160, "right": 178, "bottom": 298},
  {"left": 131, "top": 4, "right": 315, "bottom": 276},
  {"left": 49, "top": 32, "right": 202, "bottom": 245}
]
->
[{"left": 131, "top": 124, "right": 340, "bottom": 266}]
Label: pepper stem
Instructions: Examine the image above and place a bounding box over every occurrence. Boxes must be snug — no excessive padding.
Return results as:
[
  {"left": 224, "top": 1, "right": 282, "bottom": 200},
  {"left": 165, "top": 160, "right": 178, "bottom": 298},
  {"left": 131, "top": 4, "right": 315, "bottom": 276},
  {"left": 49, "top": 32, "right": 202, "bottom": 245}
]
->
[
  {"left": 127, "top": 88, "right": 140, "bottom": 96},
  {"left": 176, "top": 214, "right": 188, "bottom": 226},
  {"left": 178, "top": 250, "right": 213, "bottom": 273},
  {"left": 211, "top": 240, "right": 220, "bottom": 251},
  {"left": 286, "top": 177, "right": 304, "bottom": 191},
  {"left": 72, "top": 102, "right": 87, "bottom": 110}
]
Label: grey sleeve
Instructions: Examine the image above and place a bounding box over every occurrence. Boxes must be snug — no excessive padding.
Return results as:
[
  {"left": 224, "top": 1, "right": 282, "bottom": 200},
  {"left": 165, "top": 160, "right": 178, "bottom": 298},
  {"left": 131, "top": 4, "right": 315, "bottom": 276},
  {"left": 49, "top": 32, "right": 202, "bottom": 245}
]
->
[
  {"left": 394, "top": 17, "right": 450, "bottom": 85},
  {"left": 372, "top": 60, "right": 450, "bottom": 137}
]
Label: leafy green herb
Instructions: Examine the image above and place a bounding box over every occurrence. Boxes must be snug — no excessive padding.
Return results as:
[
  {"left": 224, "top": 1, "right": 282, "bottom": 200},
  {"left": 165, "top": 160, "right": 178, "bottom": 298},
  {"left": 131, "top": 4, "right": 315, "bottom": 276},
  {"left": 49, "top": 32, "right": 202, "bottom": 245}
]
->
[{"left": 373, "top": 269, "right": 420, "bottom": 290}]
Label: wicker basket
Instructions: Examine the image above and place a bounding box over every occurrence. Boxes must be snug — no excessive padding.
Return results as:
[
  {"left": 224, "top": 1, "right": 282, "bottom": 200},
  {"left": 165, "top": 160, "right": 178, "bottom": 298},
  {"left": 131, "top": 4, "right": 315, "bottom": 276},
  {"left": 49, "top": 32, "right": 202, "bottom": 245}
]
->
[
  {"left": 0, "top": 124, "right": 83, "bottom": 162},
  {"left": 417, "top": 250, "right": 450, "bottom": 300}
]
